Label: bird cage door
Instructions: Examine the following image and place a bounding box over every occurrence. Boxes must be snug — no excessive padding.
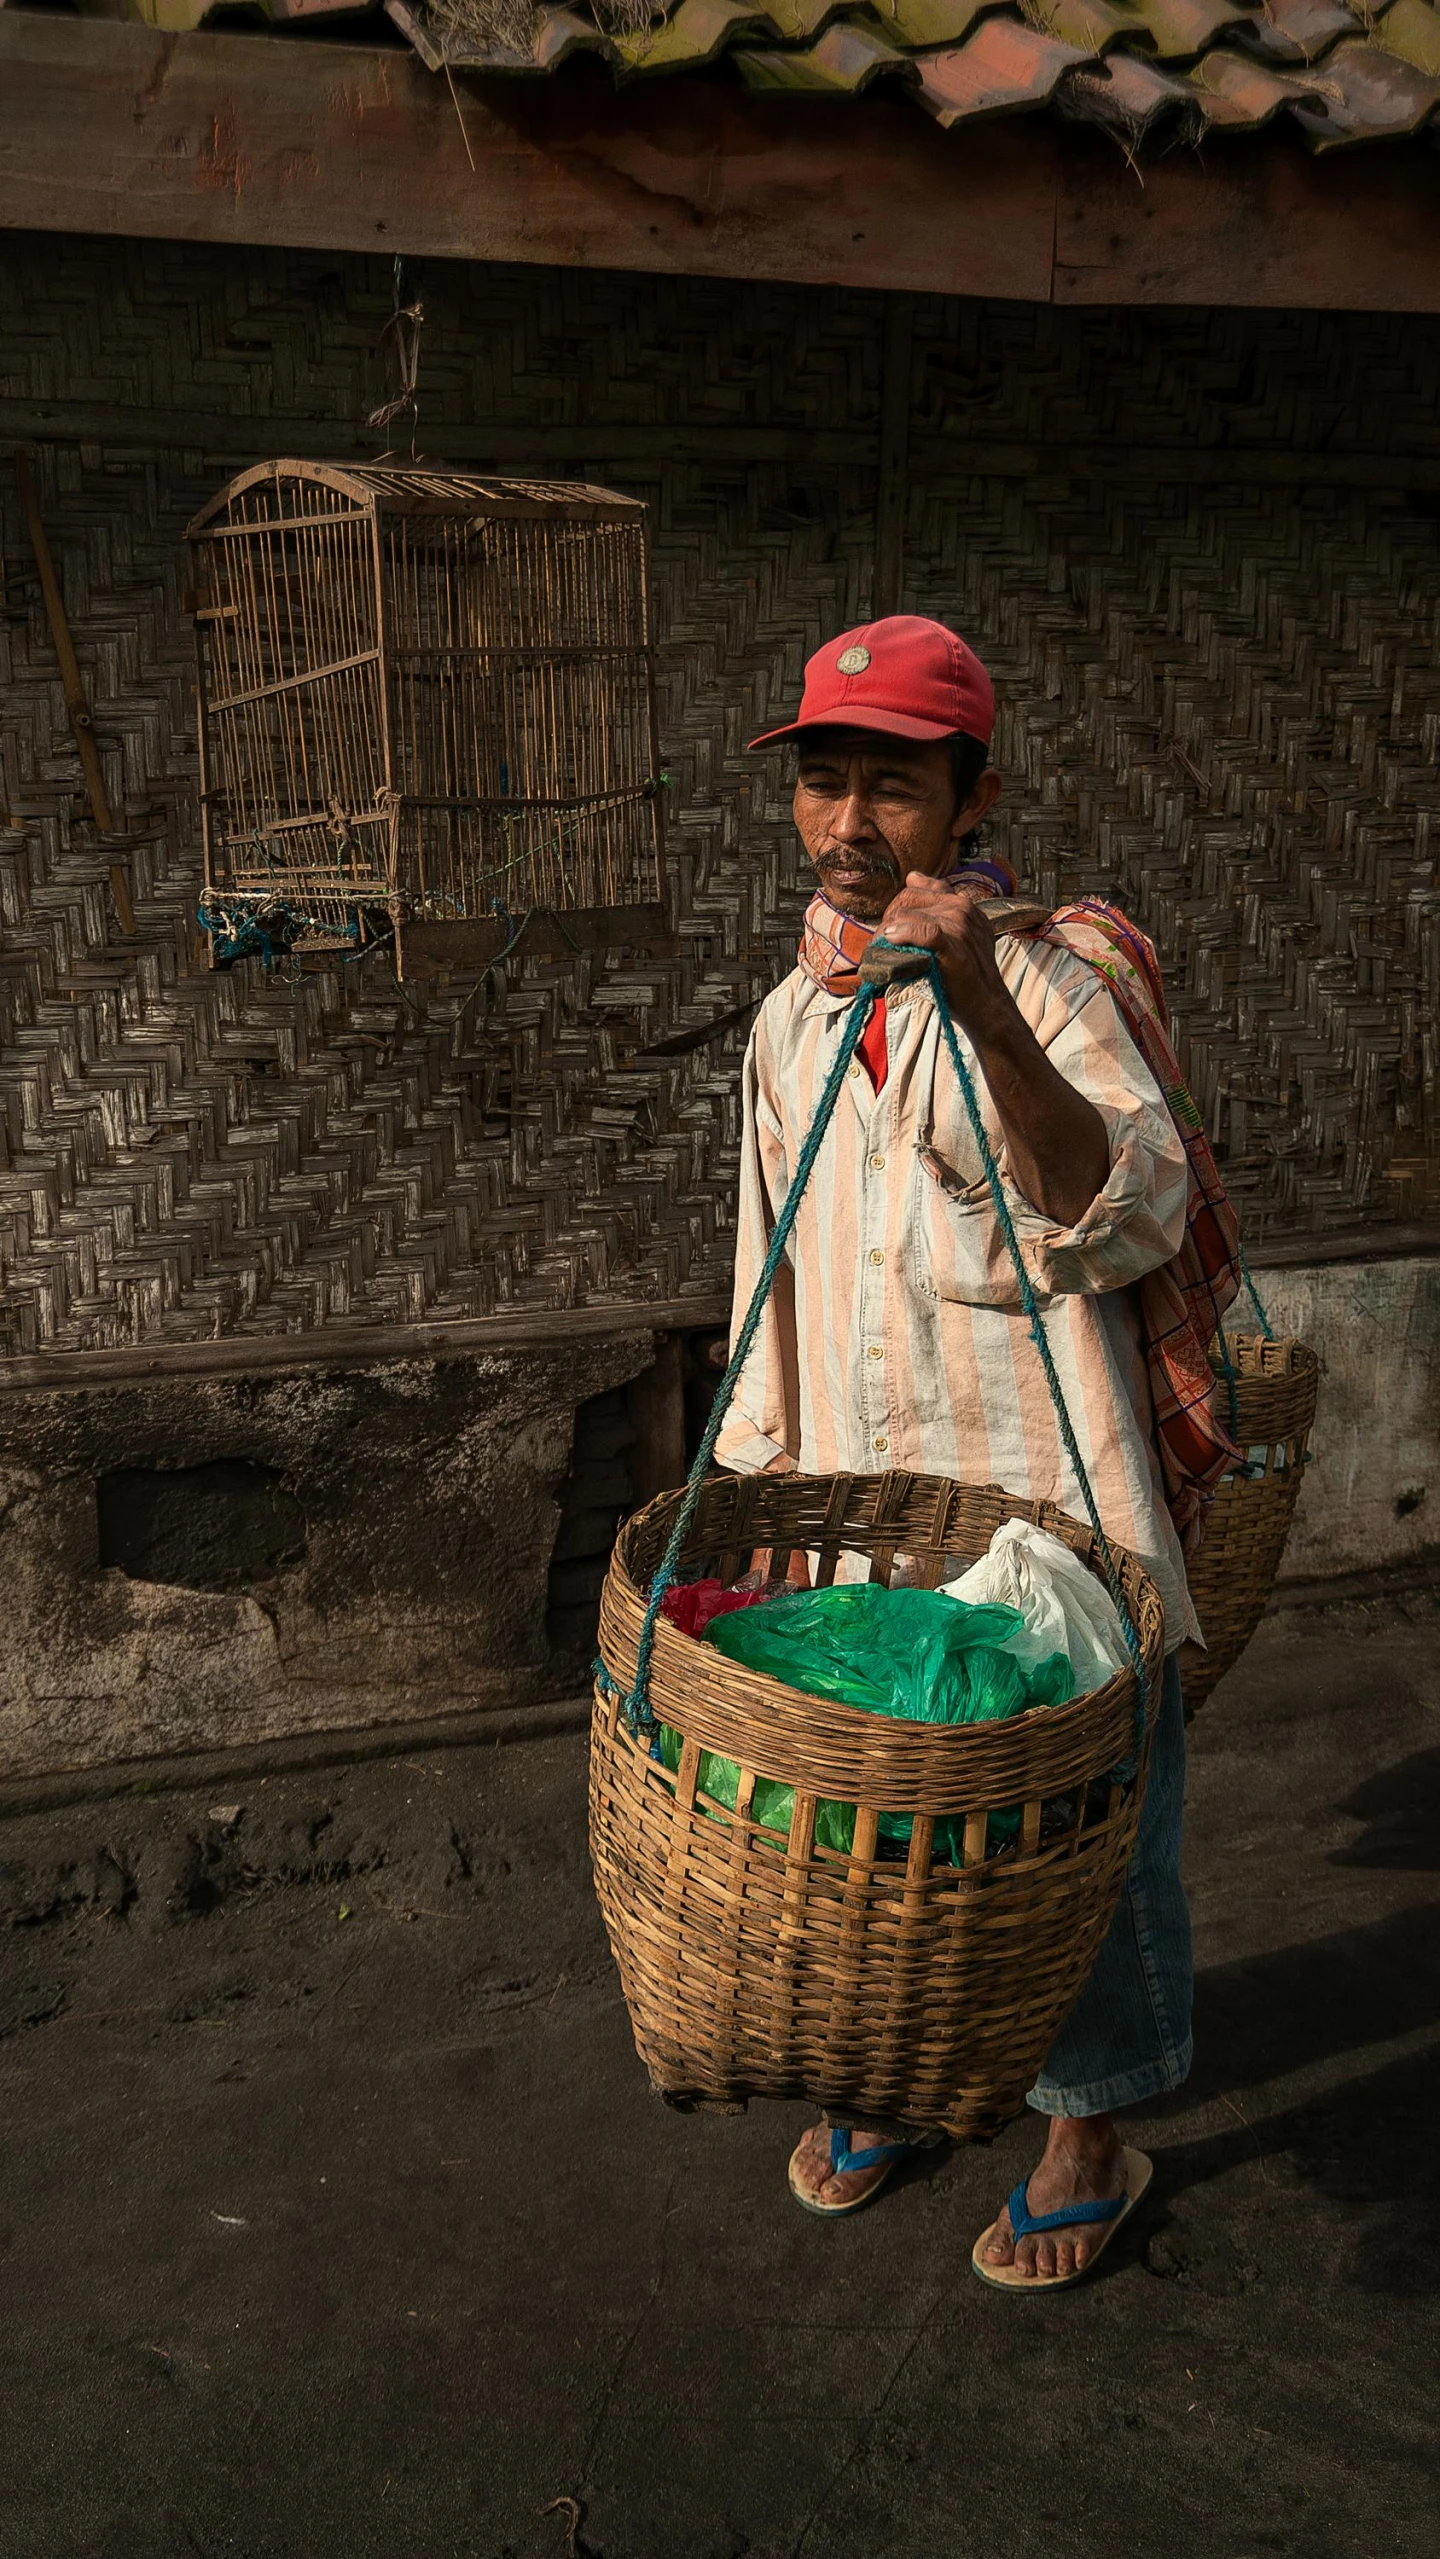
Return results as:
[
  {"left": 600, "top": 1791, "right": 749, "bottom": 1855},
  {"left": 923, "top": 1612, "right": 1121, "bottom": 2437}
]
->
[
  {"left": 188, "top": 465, "right": 398, "bottom": 963},
  {"left": 377, "top": 481, "right": 670, "bottom": 979}
]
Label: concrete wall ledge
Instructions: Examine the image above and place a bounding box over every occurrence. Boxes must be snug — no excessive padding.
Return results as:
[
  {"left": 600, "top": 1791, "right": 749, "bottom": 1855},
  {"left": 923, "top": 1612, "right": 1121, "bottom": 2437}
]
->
[
  {"left": 0, "top": 1332, "right": 657, "bottom": 1782},
  {"left": 0, "top": 1253, "right": 1431, "bottom": 1780},
  {"left": 1248, "top": 1255, "right": 1439, "bottom": 1586},
  {"left": 0, "top": 1298, "right": 728, "bottom": 1397}
]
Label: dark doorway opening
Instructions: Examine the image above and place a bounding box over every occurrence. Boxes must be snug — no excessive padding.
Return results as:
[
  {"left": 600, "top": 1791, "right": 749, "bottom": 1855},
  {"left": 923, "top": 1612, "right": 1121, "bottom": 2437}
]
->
[
  {"left": 545, "top": 1327, "right": 729, "bottom": 1670},
  {"left": 96, "top": 1462, "right": 306, "bottom": 1592}
]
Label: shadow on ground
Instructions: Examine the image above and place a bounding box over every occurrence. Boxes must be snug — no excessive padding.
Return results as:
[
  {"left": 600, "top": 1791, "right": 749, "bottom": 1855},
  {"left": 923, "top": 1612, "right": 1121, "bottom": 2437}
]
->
[
  {"left": 1329, "top": 1743, "right": 1440, "bottom": 1871},
  {"left": 0, "top": 1589, "right": 1437, "bottom": 2559}
]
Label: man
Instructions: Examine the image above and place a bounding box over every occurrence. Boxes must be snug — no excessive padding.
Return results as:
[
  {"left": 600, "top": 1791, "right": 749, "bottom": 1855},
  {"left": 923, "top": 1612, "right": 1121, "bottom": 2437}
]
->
[{"left": 716, "top": 615, "right": 1206, "bottom": 2287}]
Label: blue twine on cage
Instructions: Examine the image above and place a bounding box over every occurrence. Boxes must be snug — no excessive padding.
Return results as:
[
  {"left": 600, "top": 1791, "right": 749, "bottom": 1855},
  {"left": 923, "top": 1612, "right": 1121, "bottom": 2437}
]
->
[
  {"left": 198, "top": 897, "right": 367, "bottom": 974},
  {"left": 197, "top": 898, "right": 288, "bottom": 971},
  {"left": 605, "top": 943, "right": 1149, "bottom": 1774},
  {"left": 340, "top": 918, "right": 393, "bottom": 967}
]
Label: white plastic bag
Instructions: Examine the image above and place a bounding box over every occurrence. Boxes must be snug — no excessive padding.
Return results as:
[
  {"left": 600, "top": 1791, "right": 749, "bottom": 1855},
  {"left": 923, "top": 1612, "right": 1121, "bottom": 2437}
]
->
[{"left": 941, "top": 1519, "right": 1129, "bottom": 1701}]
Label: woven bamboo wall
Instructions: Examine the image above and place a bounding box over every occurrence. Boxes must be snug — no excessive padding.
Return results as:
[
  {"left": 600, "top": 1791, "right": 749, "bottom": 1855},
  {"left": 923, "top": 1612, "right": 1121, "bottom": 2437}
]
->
[{"left": 1, "top": 234, "right": 1437, "bottom": 1353}]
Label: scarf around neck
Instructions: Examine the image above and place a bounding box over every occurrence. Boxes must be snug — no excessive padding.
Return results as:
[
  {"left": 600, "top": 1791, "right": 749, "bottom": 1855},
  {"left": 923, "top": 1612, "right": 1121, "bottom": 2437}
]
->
[{"left": 798, "top": 854, "right": 1018, "bottom": 996}]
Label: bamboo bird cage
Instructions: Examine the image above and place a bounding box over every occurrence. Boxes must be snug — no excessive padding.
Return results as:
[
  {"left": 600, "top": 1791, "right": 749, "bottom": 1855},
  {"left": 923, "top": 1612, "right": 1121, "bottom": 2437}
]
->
[{"left": 186, "top": 462, "right": 666, "bottom": 978}]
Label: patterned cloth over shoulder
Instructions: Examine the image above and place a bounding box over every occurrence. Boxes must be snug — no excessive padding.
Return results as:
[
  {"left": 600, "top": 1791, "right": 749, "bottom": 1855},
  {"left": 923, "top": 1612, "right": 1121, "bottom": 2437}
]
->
[{"left": 1034, "top": 896, "right": 1242, "bottom": 1547}]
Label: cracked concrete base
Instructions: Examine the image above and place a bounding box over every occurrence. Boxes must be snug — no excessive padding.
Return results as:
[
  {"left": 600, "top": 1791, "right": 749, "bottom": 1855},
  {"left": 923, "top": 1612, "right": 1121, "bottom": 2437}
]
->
[
  {"left": 0, "top": 1334, "right": 652, "bottom": 1779},
  {"left": 0, "top": 1582, "right": 1436, "bottom": 2558}
]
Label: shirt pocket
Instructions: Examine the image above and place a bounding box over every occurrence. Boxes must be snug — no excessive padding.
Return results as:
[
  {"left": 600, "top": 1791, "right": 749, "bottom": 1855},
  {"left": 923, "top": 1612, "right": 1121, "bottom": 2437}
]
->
[{"left": 904, "top": 1143, "right": 1055, "bottom": 1311}]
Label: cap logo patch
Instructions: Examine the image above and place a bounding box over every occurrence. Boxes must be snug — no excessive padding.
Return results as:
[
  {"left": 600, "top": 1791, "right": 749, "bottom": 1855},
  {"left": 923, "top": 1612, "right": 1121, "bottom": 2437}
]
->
[{"left": 836, "top": 644, "right": 871, "bottom": 675}]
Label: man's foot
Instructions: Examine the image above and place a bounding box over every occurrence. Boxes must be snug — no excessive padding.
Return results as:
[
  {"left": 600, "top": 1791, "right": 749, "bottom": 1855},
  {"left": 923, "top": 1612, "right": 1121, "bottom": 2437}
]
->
[
  {"left": 980, "top": 2110, "right": 1127, "bottom": 2281},
  {"left": 787, "top": 2122, "right": 908, "bottom": 2214}
]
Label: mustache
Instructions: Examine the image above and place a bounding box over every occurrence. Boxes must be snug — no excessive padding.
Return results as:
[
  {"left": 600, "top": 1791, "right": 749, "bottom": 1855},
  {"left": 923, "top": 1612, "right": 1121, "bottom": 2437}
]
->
[{"left": 812, "top": 844, "right": 903, "bottom": 883}]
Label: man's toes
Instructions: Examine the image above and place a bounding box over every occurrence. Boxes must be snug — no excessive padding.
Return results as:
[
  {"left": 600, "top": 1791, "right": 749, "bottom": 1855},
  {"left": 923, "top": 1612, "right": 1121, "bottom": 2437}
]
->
[
  {"left": 790, "top": 2128, "right": 834, "bottom": 2198},
  {"left": 1071, "top": 2231, "right": 1092, "bottom": 2273},
  {"left": 983, "top": 2212, "right": 1015, "bottom": 2265},
  {"left": 1013, "top": 2235, "right": 1040, "bottom": 2277},
  {"left": 820, "top": 2164, "right": 866, "bottom": 2206},
  {"left": 1034, "top": 2236, "right": 1058, "bottom": 2278},
  {"left": 1054, "top": 2238, "right": 1077, "bottom": 2280}
]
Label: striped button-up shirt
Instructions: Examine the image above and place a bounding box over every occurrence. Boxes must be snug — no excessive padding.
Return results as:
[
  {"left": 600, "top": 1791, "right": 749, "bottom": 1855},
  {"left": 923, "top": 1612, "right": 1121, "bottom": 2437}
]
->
[{"left": 714, "top": 936, "right": 1197, "bottom": 1648}]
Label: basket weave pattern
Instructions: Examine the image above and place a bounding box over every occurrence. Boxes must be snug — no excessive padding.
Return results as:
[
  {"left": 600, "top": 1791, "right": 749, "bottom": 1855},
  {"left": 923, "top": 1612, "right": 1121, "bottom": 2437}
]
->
[
  {"left": 1181, "top": 1335, "right": 1320, "bottom": 1709},
  {"left": 591, "top": 1472, "right": 1167, "bottom": 2139},
  {"left": 4, "top": 254, "right": 1437, "bottom": 1351}
]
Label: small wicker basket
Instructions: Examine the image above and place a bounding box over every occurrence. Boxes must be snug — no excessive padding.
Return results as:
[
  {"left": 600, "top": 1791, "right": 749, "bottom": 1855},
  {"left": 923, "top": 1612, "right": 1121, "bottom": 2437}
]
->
[
  {"left": 591, "top": 1469, "right": 1167, "bottom": 2141},
  {"left": 1180, "top": 1333, "right": 1320, "bottom": 1710}
]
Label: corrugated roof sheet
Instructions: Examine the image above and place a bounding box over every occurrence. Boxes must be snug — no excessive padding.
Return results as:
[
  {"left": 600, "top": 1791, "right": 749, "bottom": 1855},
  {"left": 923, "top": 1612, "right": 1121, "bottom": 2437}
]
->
[{"left": 73, "top": 0, "right": 1440, "bottom": 150}]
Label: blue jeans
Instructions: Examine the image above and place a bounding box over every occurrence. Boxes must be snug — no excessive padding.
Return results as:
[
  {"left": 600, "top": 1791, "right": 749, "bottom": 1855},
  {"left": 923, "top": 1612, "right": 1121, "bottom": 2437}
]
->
[{"left": 1027, "top": 1653, "right": 1193, "bottom": 2119}]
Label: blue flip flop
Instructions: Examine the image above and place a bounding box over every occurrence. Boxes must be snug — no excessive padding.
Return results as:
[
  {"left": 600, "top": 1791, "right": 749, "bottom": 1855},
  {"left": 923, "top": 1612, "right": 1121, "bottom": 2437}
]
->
[
  {"left": 788, "top": 2125, "right": 912, "bottom": 2217},
  {"left": 970, "top": 2145, "right": 1153, "bottom": 2289}
]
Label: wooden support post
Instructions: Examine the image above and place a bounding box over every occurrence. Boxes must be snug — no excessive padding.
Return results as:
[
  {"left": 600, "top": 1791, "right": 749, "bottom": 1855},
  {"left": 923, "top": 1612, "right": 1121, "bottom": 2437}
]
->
[
  {"left": 873, "top": 295, "right": 914, "bottom": 620},
  {"left": 625, "top": 1333, "right": 687, "bottom": 1508},
  {"left": 14, "top": 450, "right": 114, "bottom": 834}
]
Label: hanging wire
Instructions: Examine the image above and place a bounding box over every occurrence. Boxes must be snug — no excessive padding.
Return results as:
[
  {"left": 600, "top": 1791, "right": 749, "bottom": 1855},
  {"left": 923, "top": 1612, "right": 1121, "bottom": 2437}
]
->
[{"left": 367, "top": 256, "right": 425, "bottom": 463}]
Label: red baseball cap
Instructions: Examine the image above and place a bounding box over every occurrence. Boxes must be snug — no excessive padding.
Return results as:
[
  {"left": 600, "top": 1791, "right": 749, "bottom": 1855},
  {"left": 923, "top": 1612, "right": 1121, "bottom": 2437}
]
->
[{"left": 749, "top": 615, "right": 995, "bottom": 751}]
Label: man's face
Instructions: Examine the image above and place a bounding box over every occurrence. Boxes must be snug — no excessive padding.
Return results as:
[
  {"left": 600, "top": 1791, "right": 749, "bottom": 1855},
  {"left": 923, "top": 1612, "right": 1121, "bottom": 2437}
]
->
[{"left": 792, "top": 731, "right": 991, "bottom": 921}]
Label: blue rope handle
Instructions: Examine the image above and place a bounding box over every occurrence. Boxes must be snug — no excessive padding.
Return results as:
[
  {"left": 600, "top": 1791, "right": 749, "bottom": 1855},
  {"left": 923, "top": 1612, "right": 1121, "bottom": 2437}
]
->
[
  {"left": 612, "top": 943, "right": 1148, "bottom": 1763},
  {"left": 1238, "top": 1242, "right": 1274, "bottom": 1341},
  {"left": 913, "top": 952, "right": 1148, "bottom": 1748},
  {"left": 613, "top": 988, "right": 876, "bottom": 1731},
  {"left": 1215, "top": 1326, "right": 1241, "bottom": 1445},
  {"left": 1216, "top": 1244, "right": 1274, "bottom": 1448}
]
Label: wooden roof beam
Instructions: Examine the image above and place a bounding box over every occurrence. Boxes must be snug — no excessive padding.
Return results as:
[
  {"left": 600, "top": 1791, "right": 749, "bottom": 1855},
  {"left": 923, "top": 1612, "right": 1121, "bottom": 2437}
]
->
[{"left": 3, "top": 20, "right": 1440, "bottom": 310}]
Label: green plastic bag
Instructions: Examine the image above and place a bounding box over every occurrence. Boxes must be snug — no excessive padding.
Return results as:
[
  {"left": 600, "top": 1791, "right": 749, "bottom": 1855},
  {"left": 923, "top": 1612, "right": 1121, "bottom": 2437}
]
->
[
  {"left": 704, "top": 1584, "right": 1069, "bottom": 1725},
  {"left": 654, "top": 1728, "right": 857, "bottom": 1854},
  {"left": 657, "top": 1584, "right": 1071, "bottom": 1861}
]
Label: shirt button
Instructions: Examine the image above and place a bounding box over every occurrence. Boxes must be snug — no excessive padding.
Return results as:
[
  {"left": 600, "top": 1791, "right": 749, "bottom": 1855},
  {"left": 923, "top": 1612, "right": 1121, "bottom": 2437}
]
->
[
  {"left": 873, "top": 1434, "right": 889, "bottom": 1454},
  {"left": 869, "top": 1153, "right": 886, "bottom": 1171},
  {"left": 868, "top": 1247, "right": 885, "bottom": 1266},
  {"left": 867, "top": 1343, "right": 884, "bottom": 1361},
  {"left": 848, "top": 1063, "right": 862, "bottom": 1080}
]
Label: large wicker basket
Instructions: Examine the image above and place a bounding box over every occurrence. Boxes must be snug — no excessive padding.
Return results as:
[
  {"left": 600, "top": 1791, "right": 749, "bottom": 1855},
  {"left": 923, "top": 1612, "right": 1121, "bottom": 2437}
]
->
[
  {"left": 1181, "top": 1334, "right": 1321, "bottom": 1711},
  {"left": 591, "top": 1470, "right": 1167, "bottom": 2141}
]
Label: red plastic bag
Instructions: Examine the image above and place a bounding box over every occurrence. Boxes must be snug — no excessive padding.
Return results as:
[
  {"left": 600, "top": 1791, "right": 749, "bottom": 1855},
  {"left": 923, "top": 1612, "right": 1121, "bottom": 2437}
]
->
[{"left": 659, "top": 1580, "right": 774, "bottom": 1641}]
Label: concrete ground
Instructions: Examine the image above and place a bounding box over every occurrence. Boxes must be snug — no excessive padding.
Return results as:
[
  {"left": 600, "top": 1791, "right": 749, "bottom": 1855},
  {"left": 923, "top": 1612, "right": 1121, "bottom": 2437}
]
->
[{"left": 1, "top": 1581, "right": 1437, "bottom": 2559}]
